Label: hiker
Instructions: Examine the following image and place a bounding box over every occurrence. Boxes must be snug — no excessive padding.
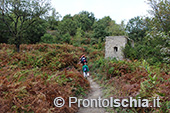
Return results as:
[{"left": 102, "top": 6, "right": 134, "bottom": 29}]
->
[
  {"left": 79, "top": 55, "right": 87, "bottom": 65},
  {"left": 82, "top": 62, "right": 89, "bottom": 78}
]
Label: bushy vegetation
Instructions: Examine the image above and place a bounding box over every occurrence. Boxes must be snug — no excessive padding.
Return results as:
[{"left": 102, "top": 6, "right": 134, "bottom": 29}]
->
[
  {"left": 0, "top": 0, "right": 170, "bottom": 112},
  {"left": 0, "top": 44, "right": 90, "bottom": 112},
  {"left": 0, "top": 0, "right": 126, "bottom": 52},
  {"left": 124, "top": 0, "right": 170, "bottom": 65},
  {"left": 1, "top": 0, "right": 169, "bottom": 66},
  {"left": 90, "top": 57, "right": 170, "bottom": 113}
]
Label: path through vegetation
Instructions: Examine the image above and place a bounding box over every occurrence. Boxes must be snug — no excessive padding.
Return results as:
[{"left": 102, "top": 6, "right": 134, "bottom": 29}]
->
[{"left": 77, "top": 77, "right": 106, "bottom": 113}]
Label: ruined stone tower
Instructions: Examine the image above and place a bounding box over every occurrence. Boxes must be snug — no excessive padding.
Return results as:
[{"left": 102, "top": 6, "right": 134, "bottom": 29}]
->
[{"left": 105, "top": 36, "right": 132, "bottom": 60}]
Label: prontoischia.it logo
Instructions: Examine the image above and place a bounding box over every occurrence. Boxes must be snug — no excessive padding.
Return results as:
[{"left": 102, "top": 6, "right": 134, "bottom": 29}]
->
[{"left": 54, "top": 96, "right": 160, "bottom": 108}]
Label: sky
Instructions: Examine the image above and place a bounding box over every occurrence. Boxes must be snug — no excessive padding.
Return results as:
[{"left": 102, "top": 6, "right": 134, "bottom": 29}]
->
[{"left": 51, "top": 0, "right": 151, "bottom": 24}]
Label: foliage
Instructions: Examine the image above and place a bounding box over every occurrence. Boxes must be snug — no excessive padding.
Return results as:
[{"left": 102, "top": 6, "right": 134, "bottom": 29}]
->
[
  {"left": 0, "top": 43, "right": 90, "bottom": 112},
  {"left": 92, "top": 16, "right": 111, "bottom": 41},
  {"left": 0, "top": 7, "right": 126, "bottom": 52},
  {"left": 147, "top": 0, "right": 170, "bottom": 34},
  {"left": 124, "top": 1, "right": 170, "bottom": 65},
  {"left": 0, "top": 13, "right": 11, "bottom": 43},
  {"left": 62, "top": 33, "right": 72, "bottom": 44},
  {"left": 40, "top": 33, "right": 54, "bottom": 44},
  {"left": 0, "top": 0, "right": 51, "bottom": 52},
  {"left": 1, "top": 1, "right": 170, "bottom": 112},
  {"left": 71, "top": 27, "right": 84, "bottom": 46},
  {"left": 107, "top": 20, "right": 126, "bottom": 36},
  {"left": 123, "top": 42, "right": 163, "bottom": 65},
  {"left": 73, "top": 11, "right": 95, "bottom": 32},
  {"left": 126, "top": 16, "right": 148, "bottom": 42},
  {"left": 90, "top": 57, "right": 170, "bottom": 113},
  {"left": 24, "top": 19, "right": 48, "bottom": 44},
  {"left": 57, "top": 14, "right": 77, "bottom": 36},
  {"left": 46, "top": 8, "right": 61, "bottom": 30},
  {"left": 145, "top": 27, "right": 170, "bottom": 63}
]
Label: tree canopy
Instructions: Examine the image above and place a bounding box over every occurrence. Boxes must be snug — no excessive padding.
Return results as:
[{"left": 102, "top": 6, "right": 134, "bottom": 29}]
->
[
  {"left": 1, "top": 0, "right": 169, "bottom": 65},
  {"left": 0, "top": 0, "right": 51, "bottom": 51}
]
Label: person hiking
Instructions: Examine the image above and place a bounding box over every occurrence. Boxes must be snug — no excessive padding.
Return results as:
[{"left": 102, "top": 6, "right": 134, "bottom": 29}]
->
[
  {"left": 79, "top": 55, "right": 87, "bottom": 65},
  {"left": 82, "top": 62, "right": 89, "bottom": 78}
]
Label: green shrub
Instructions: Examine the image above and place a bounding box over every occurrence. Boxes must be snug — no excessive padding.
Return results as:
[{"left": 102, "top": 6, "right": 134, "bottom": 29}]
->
[
  {"left": 40, "top": 33, "right": 53, "bottom": 43},
  {"left": 62, "top": 33, "right": 71, "bottom": 44}
]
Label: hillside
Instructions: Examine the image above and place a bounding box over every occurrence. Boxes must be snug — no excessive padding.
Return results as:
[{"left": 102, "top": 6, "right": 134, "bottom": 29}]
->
[
  {"left": 0, "top": 0, "right": 170, "bottom": 112},
  {"left": 0, "top": 43, "right": 90, "bottom": 113},
  {"left": 0, "top": 43, "right": 169, "bottom": 113},
  {"left": 90, "top": 58, "right": 170, "bottom": 112}
]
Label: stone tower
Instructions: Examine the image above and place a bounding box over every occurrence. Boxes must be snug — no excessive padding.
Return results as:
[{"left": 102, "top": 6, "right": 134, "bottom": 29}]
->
[{"left": 105, "top": 36, "right": 131, "bottom": 60}]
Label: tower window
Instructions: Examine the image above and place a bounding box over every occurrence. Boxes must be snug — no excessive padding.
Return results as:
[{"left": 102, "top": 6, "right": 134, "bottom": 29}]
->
[{"left": 114, "top": 46, "right": 118, "bottom": 52}]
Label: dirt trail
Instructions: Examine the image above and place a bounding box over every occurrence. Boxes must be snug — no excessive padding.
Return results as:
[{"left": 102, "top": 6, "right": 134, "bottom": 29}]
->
[{"left": 77, "top": 77, "right": 106, "bottom": 113}]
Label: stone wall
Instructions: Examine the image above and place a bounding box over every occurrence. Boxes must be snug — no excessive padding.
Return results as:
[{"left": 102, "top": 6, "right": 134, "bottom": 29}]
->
[{"left": 105, "top": 36, "right": 128, "bottom": 60}]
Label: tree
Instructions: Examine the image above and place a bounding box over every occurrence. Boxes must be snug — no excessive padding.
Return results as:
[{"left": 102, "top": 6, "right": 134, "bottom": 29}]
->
[
  {"left": 57, "top": 11, "right": 95, "bottom": 37},
  {"left": 126, "top": 16, "right": 148, "bottom": 42},
  {"left": 147, "top": 0, "right": 170, "bottom": 34},
  {"left": 123, "top": 0, "right": 170, "bottom": 64},
  {"left": 0, "top": 0, "right": 51, "bottom": 52},
  {"left": 74, "top": 27, "right": 84, "bottom": 46},
  {"left": 92, "top": 16, "right": 112, "bottom": 40},
  {"left": 0, "top": 12, "right": 11, "bottom": 43},
  {"left": 23, "top": 19, "right": 48, "bottom": 44},
  {"left": 106, "top": 20, "right": 126, "bottom": 36},
  {"left": 46, "top": 8, "right": 61, "bottom": 30},
  {"left": 40, "top": 33, "right": 53, "bottom": 43},
  {"left": 145, "top": 0, "right": 170, "bottom": 63},
  {"left": 73, "top": 11, "right": 95, "bottom": 32},
  {"left": 57, "top": 14, "right": 77, "bottom": 36}
]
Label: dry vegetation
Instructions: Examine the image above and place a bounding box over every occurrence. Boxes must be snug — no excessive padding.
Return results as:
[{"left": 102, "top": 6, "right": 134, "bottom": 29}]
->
[
  {"left": 0, "top": 43, "right": 90, "bottom": 113},
  {"left": 91, "top": 58, "right": 170, "bottom": 112}
]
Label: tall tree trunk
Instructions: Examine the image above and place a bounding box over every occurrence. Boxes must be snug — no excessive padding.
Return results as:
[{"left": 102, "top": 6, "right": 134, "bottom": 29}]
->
[
  {"left": 15, "top": 35, "right": 21, "bottom": 52},
  {"left": 16, "top": 44, "right": 20, "bottom": 52}
]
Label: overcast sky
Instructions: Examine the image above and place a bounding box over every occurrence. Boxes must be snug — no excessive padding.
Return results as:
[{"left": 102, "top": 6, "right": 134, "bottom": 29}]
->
[{"left": 51, "top": 0, "right": 151, "bottom": 24}]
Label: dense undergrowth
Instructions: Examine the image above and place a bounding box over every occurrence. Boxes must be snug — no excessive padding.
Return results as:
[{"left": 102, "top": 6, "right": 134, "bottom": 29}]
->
[
  {"left": 0, "top": 42, "right": 170, "bottom": 113},
  {"left": 0, "top": 43, "right": 90, "bottom": 113},
  {"left": 90, "top": 57, "right": 170, "bottom": 113}
]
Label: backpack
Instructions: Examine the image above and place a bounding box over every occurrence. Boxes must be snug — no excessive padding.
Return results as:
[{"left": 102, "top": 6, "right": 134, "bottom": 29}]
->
[
  {"left": 81, "top": 57, "right": 87, "bottom": 63},
  {"left": 83, "top": 67, "right": 87, "bottom": 72}
]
